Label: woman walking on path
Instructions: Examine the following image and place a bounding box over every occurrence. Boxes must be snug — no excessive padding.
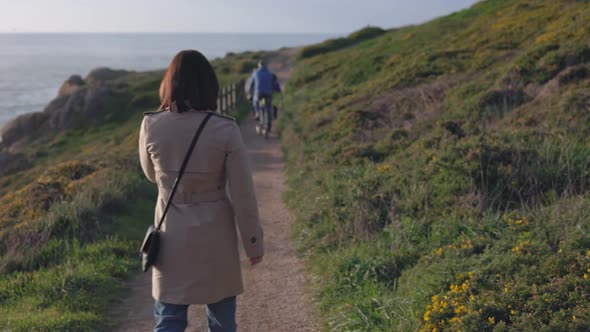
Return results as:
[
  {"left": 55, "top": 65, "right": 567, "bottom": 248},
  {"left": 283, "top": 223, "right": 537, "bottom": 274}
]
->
[{"left": 139, "top": 50, "right": 264, "bottom": 332}]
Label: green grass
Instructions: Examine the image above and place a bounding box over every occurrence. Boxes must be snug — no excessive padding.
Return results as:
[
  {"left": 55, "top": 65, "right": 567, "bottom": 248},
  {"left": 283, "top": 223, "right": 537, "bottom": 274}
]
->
[
  {"left": 0, "top": 242, "right": 134, "bottom": 330},
  {"left": 280, "top": 0, "right": 590, "bottom": 330}
]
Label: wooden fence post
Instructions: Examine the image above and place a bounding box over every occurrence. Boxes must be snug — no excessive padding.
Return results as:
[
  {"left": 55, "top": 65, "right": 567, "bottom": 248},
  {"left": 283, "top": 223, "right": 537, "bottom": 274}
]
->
[
  {"left": 231, "top": 82, "right": 238, "bottom": 110},
  {"left": 223, "top": 86, "right": 228, "bottom": 114},
  {"left": 217, "top": 79, "right": 247, "bottom": 115}
]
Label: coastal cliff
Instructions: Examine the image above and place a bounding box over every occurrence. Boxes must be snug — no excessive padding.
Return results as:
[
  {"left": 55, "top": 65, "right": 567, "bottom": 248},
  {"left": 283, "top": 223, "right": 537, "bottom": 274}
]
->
[
  {"left": 1, "top": 69, "right": 131, "bottom": 149},
  {"left": 0, "top": 68, "right": 132, "bottom": 179}
]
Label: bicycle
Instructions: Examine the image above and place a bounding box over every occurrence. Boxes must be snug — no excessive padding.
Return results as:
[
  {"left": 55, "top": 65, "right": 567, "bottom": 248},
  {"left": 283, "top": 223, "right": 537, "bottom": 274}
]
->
[{"left": 254, "top": 96, "right": 272, "bottom": 139}]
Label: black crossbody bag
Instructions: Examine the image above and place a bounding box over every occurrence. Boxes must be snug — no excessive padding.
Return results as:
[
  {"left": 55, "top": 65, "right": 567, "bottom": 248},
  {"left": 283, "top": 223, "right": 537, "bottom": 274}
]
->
[{"left": 140, "top": 112, "right": 213, "bottom": 272}]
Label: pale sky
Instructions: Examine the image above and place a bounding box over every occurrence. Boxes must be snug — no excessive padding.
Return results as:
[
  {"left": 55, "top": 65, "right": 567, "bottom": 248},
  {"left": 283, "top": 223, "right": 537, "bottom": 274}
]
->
[{"left": 0, "top": 0, "right": 481, "bottom": 34}]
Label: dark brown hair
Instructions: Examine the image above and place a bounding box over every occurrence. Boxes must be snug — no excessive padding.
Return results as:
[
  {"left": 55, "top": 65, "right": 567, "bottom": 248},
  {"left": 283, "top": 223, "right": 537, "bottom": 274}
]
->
[{"left": 159, "top": 50, "right": 219, "bottom": 113}]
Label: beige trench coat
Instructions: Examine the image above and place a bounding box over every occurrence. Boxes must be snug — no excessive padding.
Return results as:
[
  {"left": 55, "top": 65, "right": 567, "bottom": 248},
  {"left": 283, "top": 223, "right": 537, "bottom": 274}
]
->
[{"left": 139, "top": 110, "right": 264, "bottom": 305}]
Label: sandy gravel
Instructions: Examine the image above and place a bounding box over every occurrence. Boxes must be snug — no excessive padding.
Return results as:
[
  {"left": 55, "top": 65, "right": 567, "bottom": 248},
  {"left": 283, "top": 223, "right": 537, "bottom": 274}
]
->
[{"left": 111, "top": 49, "right": 318, "bottom": 332}]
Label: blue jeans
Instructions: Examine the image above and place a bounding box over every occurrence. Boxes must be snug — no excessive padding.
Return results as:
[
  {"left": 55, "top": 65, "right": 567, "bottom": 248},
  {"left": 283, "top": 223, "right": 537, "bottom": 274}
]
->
[
  {"left": 253, "top": 94, "right": 272, "bottom": 132},
  {"left": 154, "top": 297, "right": 237, "bottom": 332}
]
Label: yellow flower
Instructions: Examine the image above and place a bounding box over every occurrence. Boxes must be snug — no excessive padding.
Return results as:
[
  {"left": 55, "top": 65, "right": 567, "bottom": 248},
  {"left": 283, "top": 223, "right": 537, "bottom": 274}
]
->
[
  {"left": 377, "top": 164, "right": 392, "bottom": 173},
  {"left": 461, "top": 281, "right": 469, "bottom": 291},
  {"left": 400, "top": 32, "right": 414, "bottom": 41},
  {"left": 573, "top": 315, "right": 577, "bottom": 321},
  {"left": 511, "top": 309, "right": 516, "bottom": 315},
  {"left": 488, "top": 317, "right": 495, "bottom": 324},
  {"left": 454, "top": 305, "right": 467, "bottom": 315},
  {"left": 461, "top": 240, "right": 473, "bottom": 249},
  {"left": 536, "top": 32, "right": 557, "bottom": 44}
]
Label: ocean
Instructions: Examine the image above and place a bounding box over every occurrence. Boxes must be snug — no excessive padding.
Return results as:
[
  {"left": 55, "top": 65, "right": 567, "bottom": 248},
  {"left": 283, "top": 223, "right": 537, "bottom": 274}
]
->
[{"left": 0, "top": 33, "right": 334, "bottom": 128}]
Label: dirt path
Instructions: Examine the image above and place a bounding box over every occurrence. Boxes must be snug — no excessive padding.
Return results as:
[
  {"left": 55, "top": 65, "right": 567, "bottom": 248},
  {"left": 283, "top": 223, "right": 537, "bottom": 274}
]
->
[{"left": 112, "top": 48, "right": 317, "bottom": 332}]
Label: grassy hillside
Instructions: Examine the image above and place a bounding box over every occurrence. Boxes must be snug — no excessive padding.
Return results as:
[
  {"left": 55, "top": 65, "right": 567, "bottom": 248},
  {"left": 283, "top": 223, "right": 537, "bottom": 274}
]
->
[
  {"left": 0, "top": 51, "right": 266, "bottom": 330},
  {"left": 280, "top": 0, "right": 590, "bottom": 331}
]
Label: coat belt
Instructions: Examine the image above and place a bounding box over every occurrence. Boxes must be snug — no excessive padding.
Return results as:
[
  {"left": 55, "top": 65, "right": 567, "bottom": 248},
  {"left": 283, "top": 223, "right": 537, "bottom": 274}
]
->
[{"left": 160, "top": 189, "right": 227, "bottom": 204}]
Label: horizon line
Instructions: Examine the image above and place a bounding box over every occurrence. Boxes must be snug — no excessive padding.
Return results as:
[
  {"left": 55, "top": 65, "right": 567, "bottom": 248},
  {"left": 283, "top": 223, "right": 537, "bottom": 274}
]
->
[{"left": 0, "top": 31, "right": 343, "bottom": 35}]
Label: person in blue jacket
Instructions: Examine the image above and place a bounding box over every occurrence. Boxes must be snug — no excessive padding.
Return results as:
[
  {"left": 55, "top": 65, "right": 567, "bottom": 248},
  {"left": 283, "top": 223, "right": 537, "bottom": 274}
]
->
[{"left": 249, "top": 61, "right": 275, "bottom": 133}]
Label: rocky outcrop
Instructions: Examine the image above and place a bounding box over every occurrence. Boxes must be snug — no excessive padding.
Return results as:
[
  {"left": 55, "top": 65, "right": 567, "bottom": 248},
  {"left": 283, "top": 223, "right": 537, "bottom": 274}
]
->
[
  {"left": 86, "top": 68, "right": 129, "bottom": 85},
  {"left": 48, "top": 86, "right": 114, "bottom": 130},
  {"left": 57, "top": 75, "right": 85, "bottom": 97},
  {"left": 0, "top": 112, "right": 50, "bottom": 151},
  {"left": 0, "top": 67, "right": 130, "bottom": 154}
]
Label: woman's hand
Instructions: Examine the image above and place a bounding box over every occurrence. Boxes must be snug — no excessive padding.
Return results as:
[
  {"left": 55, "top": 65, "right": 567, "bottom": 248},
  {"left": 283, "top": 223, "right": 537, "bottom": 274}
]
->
[{"left": 249, "top": 256, "right": 263, "bottom": 266}]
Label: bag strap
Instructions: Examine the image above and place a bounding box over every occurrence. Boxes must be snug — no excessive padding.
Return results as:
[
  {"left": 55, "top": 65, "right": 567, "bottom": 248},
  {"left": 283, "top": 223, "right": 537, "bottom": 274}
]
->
[{"left": 156, "top": 112, "right": 214, "bottom": 231}]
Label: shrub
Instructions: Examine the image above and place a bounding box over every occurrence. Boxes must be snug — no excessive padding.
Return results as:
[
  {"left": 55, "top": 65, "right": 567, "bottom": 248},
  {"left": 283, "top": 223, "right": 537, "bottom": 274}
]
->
[
  {"left": 298, "top": 26, "right": 386, "bottom": 59},
  {"left": 347, "top": 26, "right": 387, "bottom": 42}
]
